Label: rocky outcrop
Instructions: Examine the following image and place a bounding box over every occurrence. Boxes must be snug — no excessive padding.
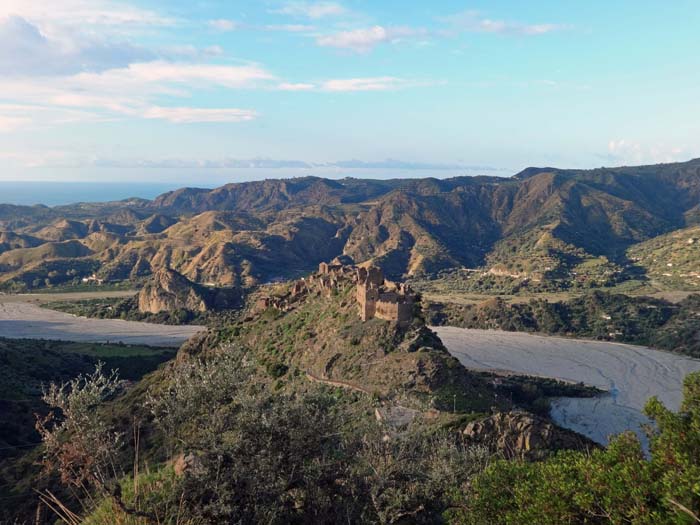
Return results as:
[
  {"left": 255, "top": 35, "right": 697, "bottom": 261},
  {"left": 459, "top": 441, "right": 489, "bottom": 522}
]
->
[
  {"left": 463, "top": 411, "right": 597, "bottom": 460},
  {"left": 138, "top": 268, "right": 239, "bottom": 314}
]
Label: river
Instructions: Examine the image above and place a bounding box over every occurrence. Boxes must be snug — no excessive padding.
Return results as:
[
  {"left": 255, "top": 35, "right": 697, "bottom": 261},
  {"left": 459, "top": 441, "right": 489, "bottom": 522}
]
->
[
  {"left": 433, "top": 326, "right": 700, "bottom": 445},
  {"left": 0, "top": 298, "right": 204, "bottom": 347}
]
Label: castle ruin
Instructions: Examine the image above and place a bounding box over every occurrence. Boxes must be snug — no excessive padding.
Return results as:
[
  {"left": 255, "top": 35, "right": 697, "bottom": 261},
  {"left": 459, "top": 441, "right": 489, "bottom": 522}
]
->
[
  {"left": 354, "top": 266, "right": 415, "bottom": 326},
  {"left": 254, "top": 258, "right": 416, "bottom": 325}
]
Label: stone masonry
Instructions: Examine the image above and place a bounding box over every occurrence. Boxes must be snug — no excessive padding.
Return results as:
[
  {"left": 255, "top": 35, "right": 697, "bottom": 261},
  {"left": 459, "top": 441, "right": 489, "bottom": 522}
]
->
[
  {"left": 255, "top": 258, "right": 416, "bottom": 326},
  {"left": 353, "top": 265, "right": 415, "bottom": 326}
]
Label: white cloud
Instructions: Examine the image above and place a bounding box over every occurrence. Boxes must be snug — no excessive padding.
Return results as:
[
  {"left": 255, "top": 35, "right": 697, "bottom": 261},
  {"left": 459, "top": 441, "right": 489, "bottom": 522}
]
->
[
  {"left": 0, "top": 61, "right": 274, "bottom": 126},
  {"left": 0, "top": 0, "right": 173, "bottom": 31},
  {"left": 74, "top": 61, "right": 274, "bottom": 89},
  {"left": 316, "top": 25, "right": 421, "bottom": 52},
  {"left": 279, "top": 77, "right": 436, "bottom": 92},
  {"left": 264, "top": 24, "right": 316, "bottom": 32},
  {"left": 272, "top": 2, "right": 346, "bottom": 19},
  {"left": 606, "top": 139, "right": 688, "bottom": 165},
  {"left": 203, "top": 45, "right": 224, "bottom": 57},
  {"left": 440, "top": 10, "right": 565, "bottom": 36},
  {"left": 0, "top": 1, "right": 335, "bottom": 131},
  {"left": 208, "top": 19, "right": 238, "bottom": 32},
  {"left": 143, "top": 107, "right": 257, "bottom": 123},
  {"left": 49, "top": 155, "right": 501, "bottom": 171},
  {"left": 321, "top": 77, "right": 416, "bottom": 92},
  {"left": 277, "top": 82, "right": 316, "bottom": 91},
  {"left": 309, "top": 10, "right": 565, "bottom": 54},
  {"left": 0, "top": 15, "right": 155, "bottom": 75},
  {"left": 0, "top": 149, "right": 80, "bottom": 168},
  {"left": 0, "top": 115, "right": 30, "bottom": 132},
  {"left": 0, "top": 103, "right": 108, "bottom": 133}
]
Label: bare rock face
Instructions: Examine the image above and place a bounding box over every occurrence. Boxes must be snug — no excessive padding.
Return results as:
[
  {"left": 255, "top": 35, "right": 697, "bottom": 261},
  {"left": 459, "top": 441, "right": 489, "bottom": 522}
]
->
[
  {"left": 463, "top": 411, "right": 597, "bottom": 460},
  {"left": 138, "top": 268, "right": 239, "bottom": 314}
]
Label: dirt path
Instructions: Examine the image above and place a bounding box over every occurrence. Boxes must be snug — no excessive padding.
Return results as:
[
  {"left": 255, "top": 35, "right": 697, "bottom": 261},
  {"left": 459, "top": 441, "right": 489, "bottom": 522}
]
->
[{"left": 305, "top": 371, "right": 371, "bottom": 394}]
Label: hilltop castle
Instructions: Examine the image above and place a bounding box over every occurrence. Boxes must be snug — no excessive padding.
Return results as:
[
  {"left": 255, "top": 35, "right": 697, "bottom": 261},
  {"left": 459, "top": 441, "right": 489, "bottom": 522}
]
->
[
  {"left": 318, "top": 260, "right": 416, "bottom": 325},
  {"left": 255, "top": 259, "right": 416, "bottom": 326}
]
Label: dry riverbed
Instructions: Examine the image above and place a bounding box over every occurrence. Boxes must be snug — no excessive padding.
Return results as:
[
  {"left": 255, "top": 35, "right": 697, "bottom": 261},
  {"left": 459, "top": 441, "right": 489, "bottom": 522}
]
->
[
  {"left": 433, "top": 326, "right": 700, "bottom": 445},
  {"left": 0, "top": 294, "right": 204, "bottom": 347}
]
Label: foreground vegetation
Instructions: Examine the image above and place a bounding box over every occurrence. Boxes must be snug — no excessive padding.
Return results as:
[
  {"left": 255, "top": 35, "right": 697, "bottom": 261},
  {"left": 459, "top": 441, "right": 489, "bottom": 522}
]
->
[
  {"left": 22, "top": 356, "right": 700, "bottom": 525},
  {"left": 3, "top": 269, "right": 699, "bottom": 523},
  {"left": 462, "top": 373, "right": 700, "bottom": 524},
  {"left": 0, "top": 337, "right": 175, "bottom": 451}
]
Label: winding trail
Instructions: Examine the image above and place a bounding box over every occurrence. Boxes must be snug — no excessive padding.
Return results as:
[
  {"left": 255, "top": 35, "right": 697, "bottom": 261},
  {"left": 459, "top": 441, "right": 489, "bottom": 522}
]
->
[
  {"left": 433, "top": 327, "right": 700, "bottom": 445},
  {"left": 305, "top": 371, "right": 371, "bottom": 394}
]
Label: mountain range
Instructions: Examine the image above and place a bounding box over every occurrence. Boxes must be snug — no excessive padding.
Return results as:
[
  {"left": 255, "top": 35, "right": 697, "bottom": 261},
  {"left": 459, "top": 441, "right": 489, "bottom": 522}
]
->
[{"left": 1, "top": 158, "right": 699, "bottom": 293}]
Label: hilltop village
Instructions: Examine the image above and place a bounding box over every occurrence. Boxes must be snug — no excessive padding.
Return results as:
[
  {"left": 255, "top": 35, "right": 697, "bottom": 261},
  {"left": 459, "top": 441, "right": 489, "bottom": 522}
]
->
[{"left": 255, "top": 258, "right": 417, "bottom": 325}]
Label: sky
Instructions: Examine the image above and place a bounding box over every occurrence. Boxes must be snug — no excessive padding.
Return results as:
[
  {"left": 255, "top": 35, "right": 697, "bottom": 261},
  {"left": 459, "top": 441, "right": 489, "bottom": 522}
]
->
[{"left": 1, "top": 0, "right": 699, "bottom": 185}]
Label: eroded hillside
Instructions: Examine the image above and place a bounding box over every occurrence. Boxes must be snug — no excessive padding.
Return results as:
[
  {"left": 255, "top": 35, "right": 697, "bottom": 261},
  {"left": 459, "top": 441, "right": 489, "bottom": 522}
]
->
[{"left": 0, "top": 159, "right": 698, "bottom": 294}]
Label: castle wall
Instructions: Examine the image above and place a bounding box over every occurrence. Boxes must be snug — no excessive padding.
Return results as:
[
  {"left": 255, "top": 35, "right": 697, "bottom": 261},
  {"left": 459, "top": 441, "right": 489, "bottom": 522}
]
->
[
  {"left": 375, "top": 298, "right": 413, "bottom": 325},
  {"left": 320, "top": 261, "right": 415, "bottom": 324}
]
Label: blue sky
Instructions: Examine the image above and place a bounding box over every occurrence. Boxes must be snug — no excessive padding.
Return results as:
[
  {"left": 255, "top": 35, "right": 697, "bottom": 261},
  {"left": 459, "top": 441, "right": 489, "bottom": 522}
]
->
[{"left": 1, "top": 0, "right": 699, "bottom": 184}]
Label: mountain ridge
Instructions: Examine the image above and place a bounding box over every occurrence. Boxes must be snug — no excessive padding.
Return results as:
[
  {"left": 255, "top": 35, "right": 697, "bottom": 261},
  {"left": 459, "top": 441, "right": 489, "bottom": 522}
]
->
[{"left": 0, "top": 158, "right": 698, "bottom": 292}]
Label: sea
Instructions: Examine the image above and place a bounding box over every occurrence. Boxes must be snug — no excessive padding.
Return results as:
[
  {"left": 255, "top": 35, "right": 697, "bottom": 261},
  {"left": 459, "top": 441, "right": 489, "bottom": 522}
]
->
[{"left": 0, "top": 182, "right": 184, "bottom": 207}]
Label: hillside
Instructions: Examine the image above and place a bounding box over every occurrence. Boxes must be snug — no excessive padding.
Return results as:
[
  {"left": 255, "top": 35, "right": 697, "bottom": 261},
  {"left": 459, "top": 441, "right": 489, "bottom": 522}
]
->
[
  {"left": 184, "top": 271, "right": 497, "bottom": 412},
  {"left": 0, "top": 232, "right": 43, "bottom": 254},
  {"left": 628, "top": 225, "right": 700, "bottom": 290},
  {"left": 0, "top": 266, "right": 599, "bottom": 523},
  {"left": 0, "top": 158, "right": 698, "bottom": 294},
  {"left": 0, "top": 338, "right": 175, "bottom": 457},
  {"left": 179, "top": 264, "right": 598, "bottom": 413}
]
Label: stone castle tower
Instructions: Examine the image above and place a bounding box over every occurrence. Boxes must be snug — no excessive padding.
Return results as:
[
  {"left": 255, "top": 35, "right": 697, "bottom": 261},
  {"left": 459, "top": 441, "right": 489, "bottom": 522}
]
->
[
  {"left": 356, "top": 266, "right": 384, "bottom": 321},
  {"left": 355, "top": 266, "right": 414, "bottom": 325},
  {"left": 316, "top": 260, "right": 416, "bottom": 325}
]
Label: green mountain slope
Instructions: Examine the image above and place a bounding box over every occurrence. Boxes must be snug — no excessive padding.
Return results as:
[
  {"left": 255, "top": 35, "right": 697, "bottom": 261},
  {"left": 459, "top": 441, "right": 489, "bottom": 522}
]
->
[{"left": 628, "top": 225, "right": 700, "bottom": 290}]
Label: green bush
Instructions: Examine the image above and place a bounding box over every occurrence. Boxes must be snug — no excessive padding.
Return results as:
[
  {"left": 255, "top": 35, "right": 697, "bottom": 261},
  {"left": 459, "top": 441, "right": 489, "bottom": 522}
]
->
[{"left": 459, "top": 372, "right": 700, "bottom": 524}]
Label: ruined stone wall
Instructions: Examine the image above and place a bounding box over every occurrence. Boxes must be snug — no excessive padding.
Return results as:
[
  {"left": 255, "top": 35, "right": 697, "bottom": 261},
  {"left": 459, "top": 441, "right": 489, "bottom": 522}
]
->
[
  {"left": 374, "top": 300, "right": 399, "bottom": 322},
  {"left": 316, "top": 261, "right": 416, "bottom": 324},
  {"left": 375, "top": 298, "right": 413, "bottom": 325}
]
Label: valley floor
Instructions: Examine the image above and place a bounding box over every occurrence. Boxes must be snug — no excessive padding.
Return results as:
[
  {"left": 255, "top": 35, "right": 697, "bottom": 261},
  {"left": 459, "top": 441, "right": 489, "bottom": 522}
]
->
[
  {"left": 0, "top": 290, "right": 137, "bottom": 304},
  {"left": 433, "top": 326, "right": 700, "bottom": 445},
  {"left": 0, "top": 297, "right": 204, "bottom": 346}
]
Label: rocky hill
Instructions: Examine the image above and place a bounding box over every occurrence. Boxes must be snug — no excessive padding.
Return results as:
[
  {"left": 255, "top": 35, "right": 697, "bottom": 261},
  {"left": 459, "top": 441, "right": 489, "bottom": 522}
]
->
[
  {"left": 462, "top": 411, "right": 598, "bottom": 460},
  {"left": 177, "top": 264, "right": 597, "bottom": 416},
  {"left": 138, "top": 268, "right": 240, "bottom": 314}
]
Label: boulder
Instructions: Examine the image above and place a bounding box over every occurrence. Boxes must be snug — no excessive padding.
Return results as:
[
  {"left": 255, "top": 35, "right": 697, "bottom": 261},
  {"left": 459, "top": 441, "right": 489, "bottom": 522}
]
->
[{"left": 463, "top": 411, "right": 597, "bottom": 460}]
